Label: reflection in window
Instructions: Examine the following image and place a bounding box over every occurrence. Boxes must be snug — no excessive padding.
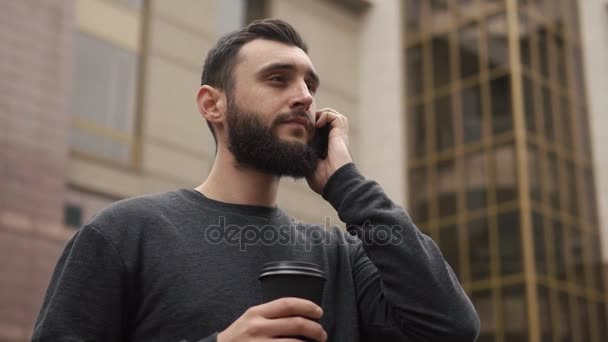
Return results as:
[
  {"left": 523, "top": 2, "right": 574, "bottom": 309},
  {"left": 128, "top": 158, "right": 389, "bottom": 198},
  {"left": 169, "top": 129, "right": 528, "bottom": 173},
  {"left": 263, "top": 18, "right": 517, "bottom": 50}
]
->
[
  {"left": 438, "top": 225, "right": 461, "bottom": 278},
  {"left": 497, "top": 211, "right": 522, "bottom": 275},
  {"left": 432, "top": 35, "right": 452, "bottom": 88},
  {"left": 532, "top": 212, "right": 546, "bottom": 275},
  {"left": 502, "top": 285, "right": 527, "bottom": 342},
  {"left": 528, "top": 145, "right": 541, "bottom": 202},
  {"left": 538, "top": 286, "right": 553, "bottom": 342},
  {"left": 465, "top": 151, "right": 487, "bottom": 210},
  {"left": 435, "top": 94, "right": 454, "bottom": 152},
  {"left": 458, "top": 24, "right": 481, "bottom": 79},
  {"left": 407, "top": 44, "right": 424, "bottom": 97},
  {"left": 493, "top": 144, "right": 517, "bottom": 204},
  {"left": 472, "top": 290, "right": 496, "bottom": 341},
  {"left": 71, "top": 31, "right": 137, "bottom": 163},
  {"left": 462, "top": 83, "right": 483, "bottom": 143},
  {"left": 469, "top": 217, "right": 491, "bottom": 281},
  {"left": 490, "top": 75, "right": 512, "bottom": 135},
  {"left": 437, "top": 159, "right": 458, "bottom": 217},
  {"left": 485, "top": 13, "right": 508, "bottom": 70},
  {"left": 409, "top": 104, "right": 426, "bottom": 159},
  {"left": 410, "top": 167, "right": 429, "bottom": 222}
]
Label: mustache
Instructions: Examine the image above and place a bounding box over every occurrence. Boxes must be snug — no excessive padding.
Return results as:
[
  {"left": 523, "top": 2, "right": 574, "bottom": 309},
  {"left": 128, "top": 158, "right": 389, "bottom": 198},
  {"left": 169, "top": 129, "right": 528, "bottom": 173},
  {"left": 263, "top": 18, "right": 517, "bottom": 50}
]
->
[{"left": 274, "top": 109, "right": 314, "bottom": 132}]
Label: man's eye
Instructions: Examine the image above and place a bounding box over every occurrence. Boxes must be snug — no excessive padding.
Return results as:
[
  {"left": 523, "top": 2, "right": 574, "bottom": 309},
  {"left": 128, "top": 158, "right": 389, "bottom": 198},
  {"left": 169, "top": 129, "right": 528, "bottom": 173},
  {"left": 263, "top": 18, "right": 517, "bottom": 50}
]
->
[
  {"left": 269, "top": 75, "right": 285, "bottom": 82},
  {"left": 307, "top": 83, "right": 317, "bottom": 94}
]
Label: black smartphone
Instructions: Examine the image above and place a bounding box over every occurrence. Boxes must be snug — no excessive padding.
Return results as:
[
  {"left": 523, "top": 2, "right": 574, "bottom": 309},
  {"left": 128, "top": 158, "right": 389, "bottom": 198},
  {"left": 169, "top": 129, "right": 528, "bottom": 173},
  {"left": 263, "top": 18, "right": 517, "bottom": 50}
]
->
[{"left": 312, "top": 123, "right": 331, "bottom": 160}]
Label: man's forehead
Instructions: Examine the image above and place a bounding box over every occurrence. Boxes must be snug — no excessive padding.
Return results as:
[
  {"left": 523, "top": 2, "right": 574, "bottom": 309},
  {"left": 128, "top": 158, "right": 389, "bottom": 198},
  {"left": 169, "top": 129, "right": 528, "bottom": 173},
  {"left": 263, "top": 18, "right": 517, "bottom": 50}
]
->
[{"left": 237, "top": 39, "right": 316, "bottom": 74}]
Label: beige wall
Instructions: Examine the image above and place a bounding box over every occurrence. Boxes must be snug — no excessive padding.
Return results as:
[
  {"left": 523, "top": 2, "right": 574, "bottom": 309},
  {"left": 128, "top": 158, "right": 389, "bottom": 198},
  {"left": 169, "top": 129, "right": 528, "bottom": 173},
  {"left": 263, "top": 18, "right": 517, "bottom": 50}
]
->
[{"left": 579, "top": 0, "right": 608, "bottom": 261}]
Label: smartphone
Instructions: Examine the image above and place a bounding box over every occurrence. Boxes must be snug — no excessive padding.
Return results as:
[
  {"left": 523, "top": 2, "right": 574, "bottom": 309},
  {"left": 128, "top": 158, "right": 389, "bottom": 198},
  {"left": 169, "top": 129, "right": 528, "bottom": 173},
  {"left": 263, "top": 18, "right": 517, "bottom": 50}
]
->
[{"left": 312, "top": 123, "right": 331, "bottom": 160}]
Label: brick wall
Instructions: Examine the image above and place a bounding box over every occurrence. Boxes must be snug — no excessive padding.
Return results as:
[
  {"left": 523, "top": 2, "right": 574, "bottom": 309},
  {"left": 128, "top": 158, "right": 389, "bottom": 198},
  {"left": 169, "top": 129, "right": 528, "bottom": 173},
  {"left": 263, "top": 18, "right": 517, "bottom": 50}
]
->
[{"left": 0, "top": 0, "right": 75, "bottom": 339}]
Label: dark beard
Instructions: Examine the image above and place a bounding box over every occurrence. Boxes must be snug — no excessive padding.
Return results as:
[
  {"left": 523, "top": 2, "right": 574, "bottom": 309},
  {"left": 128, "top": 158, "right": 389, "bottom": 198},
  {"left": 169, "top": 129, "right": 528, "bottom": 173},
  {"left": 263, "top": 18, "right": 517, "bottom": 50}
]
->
[{"left": 225, "top": 98, "right": 319, "bottom": 179}]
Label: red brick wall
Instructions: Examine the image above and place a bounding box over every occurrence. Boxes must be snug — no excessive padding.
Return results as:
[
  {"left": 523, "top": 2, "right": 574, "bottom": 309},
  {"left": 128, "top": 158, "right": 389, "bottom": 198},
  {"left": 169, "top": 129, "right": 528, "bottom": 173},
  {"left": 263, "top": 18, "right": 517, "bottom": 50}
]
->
[{"left": 0, "top": 0, "right": 75, "bottom": 339}]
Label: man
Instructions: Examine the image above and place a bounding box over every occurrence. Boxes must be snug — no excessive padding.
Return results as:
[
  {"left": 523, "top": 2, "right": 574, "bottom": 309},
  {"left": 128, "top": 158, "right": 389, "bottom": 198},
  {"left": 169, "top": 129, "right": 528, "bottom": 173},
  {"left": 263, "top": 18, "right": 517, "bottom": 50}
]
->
[{"left": 33, "top": 19, "right": 479, "bottom": 341}]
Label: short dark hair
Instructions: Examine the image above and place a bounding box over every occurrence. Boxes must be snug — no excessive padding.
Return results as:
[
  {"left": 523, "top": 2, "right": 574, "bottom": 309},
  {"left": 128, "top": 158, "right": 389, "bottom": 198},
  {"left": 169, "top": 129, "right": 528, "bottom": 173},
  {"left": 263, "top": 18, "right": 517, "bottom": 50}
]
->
[{"left": 200, "top": 19, "right": 308, "bottom": 145}]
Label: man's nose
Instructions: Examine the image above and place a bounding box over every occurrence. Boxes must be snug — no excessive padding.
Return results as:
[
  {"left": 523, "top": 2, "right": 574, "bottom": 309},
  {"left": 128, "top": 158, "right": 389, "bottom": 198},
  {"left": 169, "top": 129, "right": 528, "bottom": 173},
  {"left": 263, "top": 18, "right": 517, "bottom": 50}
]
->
[{"left": 288, "top": 81, "right": 313, "bottom": 110}]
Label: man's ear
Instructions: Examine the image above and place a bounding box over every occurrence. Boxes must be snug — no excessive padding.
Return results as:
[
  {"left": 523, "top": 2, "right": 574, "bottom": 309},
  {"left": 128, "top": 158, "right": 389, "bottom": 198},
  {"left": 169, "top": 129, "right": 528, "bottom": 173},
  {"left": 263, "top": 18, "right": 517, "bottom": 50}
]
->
[{"left": 196, "top": 85, "right": 226, "bottom": 126}]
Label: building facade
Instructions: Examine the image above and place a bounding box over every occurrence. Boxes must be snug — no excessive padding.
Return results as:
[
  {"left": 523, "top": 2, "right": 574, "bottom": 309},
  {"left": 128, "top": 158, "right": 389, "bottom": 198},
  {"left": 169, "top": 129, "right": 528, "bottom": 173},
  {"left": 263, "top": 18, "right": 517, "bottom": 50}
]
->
[{"left": 0, "top": 0, "right": 605, "bottom": 341}]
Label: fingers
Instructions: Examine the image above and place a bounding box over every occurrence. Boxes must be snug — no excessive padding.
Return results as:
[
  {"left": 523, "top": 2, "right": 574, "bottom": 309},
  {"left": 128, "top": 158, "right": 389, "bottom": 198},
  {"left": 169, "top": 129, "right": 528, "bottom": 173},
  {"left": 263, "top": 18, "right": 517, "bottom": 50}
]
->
[
  {"left": 315, "top": 107, "right": 346, "bottom": 129},
  {"left": 261, "top": 316, "right": 327, "bottom": 342},
  {"left": 252, "top": 297, "right": 323, "bottom": 320}
]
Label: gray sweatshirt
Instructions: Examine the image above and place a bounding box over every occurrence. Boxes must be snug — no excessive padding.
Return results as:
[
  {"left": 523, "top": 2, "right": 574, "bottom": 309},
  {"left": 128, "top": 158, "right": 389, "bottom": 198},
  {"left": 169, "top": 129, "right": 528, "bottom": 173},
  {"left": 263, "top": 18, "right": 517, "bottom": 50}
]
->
[{"left": 32, "top": 163, "right": 480, "bottom": 341}]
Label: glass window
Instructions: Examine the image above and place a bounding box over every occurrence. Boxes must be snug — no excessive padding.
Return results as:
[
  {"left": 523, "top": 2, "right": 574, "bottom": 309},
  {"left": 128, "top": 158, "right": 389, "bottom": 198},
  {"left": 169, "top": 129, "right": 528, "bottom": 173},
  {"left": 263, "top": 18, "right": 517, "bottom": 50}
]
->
[
  {"left": 596, "top": 302, "right": 608, "bottom": 341},
  {"left": 546, "top": 153, "right": 559, "bottom": 210},
  {"left": 542, "top": 86, "right": 554, "bottom": 142},
  {"left": 537, "top": 27, "right": 549, "bottom": 78},
  {"left": 519, "top": 14, "right": 532, "bottom": 69},
  {"left": 583, "top": 168, "right": 598, "bottom": 224},
  {"left": 472, "top": 289, "right": 496, "bottom": 341},
  {"left": 553, "top": 220, "right": 567, "bottom": 281},
  {"left": 469, "top": 217, "right": 491, "bottom": 281},
  {"left": 538, "top": 286, "right": 553, "bottom": 342},
  {"left": 462, "top": 83, "right": 483, "bottom": 143},
  {"left": 71, "top": 31, "right": 137, "bottom": 163},
  {"left": 465, "top": 151, "right": 487, "bottom": 210},
  {"left": 406, "top": 0, "right": 422, "bottom": 34},
  {"left": 590, "top": 233, "right": 605, "bottom": 292},
  {"left": 438, "top": 225, "right": 461, "bottom": 278},
  {"left": 410, "top": 167, "right": 430, "bottom": 222},
  {"left": 430, "top": 0, "right": 451, "bottom": 31},
  {"left": 528, "top": 145, "right": 541, "bottom": 202},
  {"left": 565, "top": 226, "right": 586, "bottom": 287},
  {"left": 523, "top": 76, "right": 536, "bottom": 134},
  {"left": 559, "top": 96, "right": 572, "bottom": 151},
  {"left": 557, "top": 292, "right": 572, "bottom": 341},
  {"left": 490, "top": 75, "right": 512, "bottom": 135},
  {"left": 432, "top": 35, "right": 452, "bottom": 88},
  {"left": 485, "top": 13, "right": 508, "bottom": 70},
  {"left": 437, "top": 159, "right": 458, "bottom": 217},
  {"left": 435, "top": 94, "right": 454, "bottom": 152},
  {"left": 569, "top": 46, "right": 585, "bottom": 99},
  {"left": 497, "top": 211, "right": 522, "bottom": 275},
  {"left": 577, "top": 297, "right": 591, "bottom": 342},
  {"left": 458, "top": 23, "right": 481, "bottom": 80},
  {"left": 407, "top": 44, "right": 424, "bottom": 97},
  {"left": 554, "top": 34, "right": 567, "bottom": 88},
  {"left": 565, "top": 161, "right": 578, "bottom": 217},
  {"left": 502, "top": 285, "right": 527, "bottom": 342},
  {"left": 532, "top": 211, "right": 547, "bottom": 275},
  {"left": 409, "top": 103, "right": 427, "bottom": 159},
  {"left": 493, "top": 144, "right": 517, "bottom": 204}
]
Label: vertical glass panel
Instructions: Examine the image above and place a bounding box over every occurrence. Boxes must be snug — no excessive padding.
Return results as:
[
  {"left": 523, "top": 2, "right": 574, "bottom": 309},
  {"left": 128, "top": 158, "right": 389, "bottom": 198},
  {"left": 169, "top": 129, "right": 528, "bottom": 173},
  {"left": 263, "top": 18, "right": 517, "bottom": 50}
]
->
[
  {"left": 462, "top": 83, "right": 483, "bottom": 143},
  {"left": 406, "top": 0, "right": 422, "bottom": 35},
  {"left": 472, "top": 290, "right": 497, "bottom": 341},
  {"left": 583, "top": 168, "right": 598, "bottom": 224},
  {"left": 565, "top": 226, "right": 586, "bottom": 287},
  {"left": 565, "top": 161, "right": 578, "bottom": 217},
  {"left": 409, "top": 103, "right": 427, "bottom": 159},
  {"left": 546, "top": 153, "right": 559, "bottom": 209},
  {"left": 574, "top": 106, "right": 592, "bottom": 160},
  {"left": 554, "top": 34, "right": 567, "bottom": 88},
  {"left": 459, "top": 23, "right": 481, "bottom": 79},
  {"left": 542, "top": 86, "right": 554, "bottom": 142},
  {"left": 465, "top": 151, "right": 487, "bottom": 210},
  {"left": 570, "top": 46, "right": 585, "bottom": 97},
  {"left": 553, "top": 220, "right": 567, "bottom": 281},
  {"left": 502, "top": 285, "right": 527, "bottom": 342},
  {"left": 438, "top": 225, "right": 461, "bottom": 278},
  {"left": 407, "top": 44, "right": 424, "bottom": 97},
  {"left": 559, "top": 96, "right": 572, "bottom": 151},
  {"left": 533, "top": 211, "right": 547, "bottom": 275},
  {"left": 493, "top": 144, "right": 517, "bottom": 204},
  {"left": 596, "top": 302, "right": 608, "bottom": 341},
  {"left": 557, "top": 292, "right": 572, "bottom": 342},
  {"left": 538, "top": 286, "right": 553, "bottom": 342},
  {"left": 537, "top": 27, "right": 549, "bottom": 78},
  {"left": 577, "top": 298, "right": 590, "bottom": 342},
  {"left": 435, "top": 94, "right": 454, "bottom": 152},
  {"left": 590, "top": 233, "right": 605, "bottom": 292},
  {"left": 432, "top": 34, "right": 452, "bottom": 88},
  {"left": 498, "top": 211, "right": 522, "bottom": 275},
  {"left": 519, "top": 14, "right": 532, "bottom": 69},
  {"left": 437, "top": 159, "right": 458, "bottom": 217},
  {"left": 410, "top": 167, "right": 430, "bottom": 222},
  {"left": 490, "top": 75, "right": 512, "bottom": 135},
  {"left": 429, "top": 0, "right": 451, "bottom": 31},
  {"left": 469, "top": 217, "right": 491, "bottom": 281},
  {"left": 523, "top": 76, "right": 536, "bottom": 134},
  {"left": 485, "top": 13, "right": 509, "bottom": 70},
  {"left": 528, "top": 145, "right": 541, "bottom": 202}
]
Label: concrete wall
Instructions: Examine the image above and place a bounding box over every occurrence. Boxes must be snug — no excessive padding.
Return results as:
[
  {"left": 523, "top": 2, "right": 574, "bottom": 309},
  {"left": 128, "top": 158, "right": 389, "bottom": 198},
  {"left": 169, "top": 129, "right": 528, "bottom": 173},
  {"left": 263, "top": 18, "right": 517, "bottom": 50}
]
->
[{"left": 579, "top": 0, "right": 608, "bottom": 261}]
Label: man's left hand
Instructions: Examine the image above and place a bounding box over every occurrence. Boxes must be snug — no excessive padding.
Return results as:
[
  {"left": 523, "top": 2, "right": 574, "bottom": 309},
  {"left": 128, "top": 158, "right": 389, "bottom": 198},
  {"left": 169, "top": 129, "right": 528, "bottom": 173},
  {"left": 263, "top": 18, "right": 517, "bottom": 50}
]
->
[{"left": 306, "top": 107, "right": 353, "bottom": 194}]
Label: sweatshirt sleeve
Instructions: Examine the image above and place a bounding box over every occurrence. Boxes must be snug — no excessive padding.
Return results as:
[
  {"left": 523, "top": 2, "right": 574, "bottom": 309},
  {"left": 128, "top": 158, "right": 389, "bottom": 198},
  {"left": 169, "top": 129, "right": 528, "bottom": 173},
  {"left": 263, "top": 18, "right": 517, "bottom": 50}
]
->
[
  {"left": 322, "top": 163, "right": 480, "bottom": 341},
  {"left": 32, "top": 225, "right": 127, "bottom": 341}
]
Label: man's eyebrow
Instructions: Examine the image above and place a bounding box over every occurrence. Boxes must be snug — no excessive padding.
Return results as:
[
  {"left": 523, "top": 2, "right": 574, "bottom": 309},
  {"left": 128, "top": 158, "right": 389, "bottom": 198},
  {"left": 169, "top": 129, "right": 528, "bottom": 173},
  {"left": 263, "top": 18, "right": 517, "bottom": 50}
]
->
[{"left": 258, "top": 63, "right": 320, "bottom": 87}]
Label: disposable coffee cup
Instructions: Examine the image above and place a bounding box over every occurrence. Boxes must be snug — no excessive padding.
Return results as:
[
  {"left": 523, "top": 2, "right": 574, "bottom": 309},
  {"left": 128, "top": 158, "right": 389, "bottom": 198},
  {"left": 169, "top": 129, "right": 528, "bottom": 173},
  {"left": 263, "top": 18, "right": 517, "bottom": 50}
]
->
[{"left": 258, "top": 261, "right": 326, "bottom": 342}]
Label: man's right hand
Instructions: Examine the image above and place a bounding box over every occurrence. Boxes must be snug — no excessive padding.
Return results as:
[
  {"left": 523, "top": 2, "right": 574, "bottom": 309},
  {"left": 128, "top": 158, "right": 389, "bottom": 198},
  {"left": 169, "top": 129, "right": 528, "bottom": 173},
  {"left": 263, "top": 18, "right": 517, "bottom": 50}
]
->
[{"left": 216, "top": 297, "right": 327, "bottom": 342}]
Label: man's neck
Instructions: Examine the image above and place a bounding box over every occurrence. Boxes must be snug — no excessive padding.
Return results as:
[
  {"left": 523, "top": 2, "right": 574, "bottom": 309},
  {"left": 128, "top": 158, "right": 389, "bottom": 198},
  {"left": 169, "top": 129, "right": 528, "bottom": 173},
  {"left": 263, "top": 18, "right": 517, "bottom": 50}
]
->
[{"left": 195, "top": 146, "right": 280, "bottom": 208}]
